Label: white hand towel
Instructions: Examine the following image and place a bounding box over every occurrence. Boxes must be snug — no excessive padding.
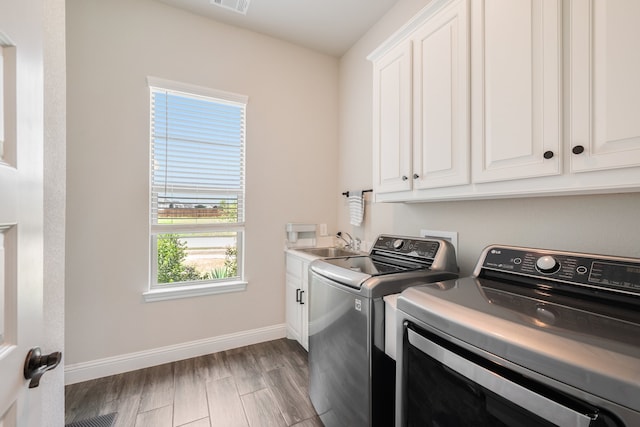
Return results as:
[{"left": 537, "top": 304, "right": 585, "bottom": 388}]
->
[{"left": 348, "top": 191, "right": 365, "bottom": 226}]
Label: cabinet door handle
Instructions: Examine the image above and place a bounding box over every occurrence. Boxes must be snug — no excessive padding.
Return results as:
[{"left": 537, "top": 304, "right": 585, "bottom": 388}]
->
[
  {"left": 572, "top": 145, "right": 585, "bottom": 155},
  {"left": 402, "top": 175, "right": 408, "bottom": 181},
  {"left": 295, "top": 288, "right": 301, "bottom": 303},
  {"left": 543, "top": 151, "right": 554, "bottom": 159},
  {"left": 299, "top": 290, "right": 305, "bottom": 304},
  {"left": 413, "top": 173, "right": 420, "bottom": 179}
]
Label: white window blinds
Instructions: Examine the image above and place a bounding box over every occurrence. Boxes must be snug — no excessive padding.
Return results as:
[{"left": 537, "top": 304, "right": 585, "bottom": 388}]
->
[{"left": 149, "top": 81, "right": 246, "bottom": 228}]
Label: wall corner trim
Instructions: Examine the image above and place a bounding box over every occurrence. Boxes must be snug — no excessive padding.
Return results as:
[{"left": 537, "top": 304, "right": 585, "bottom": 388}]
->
[{"left": 64, "top": 323, "right": 287, "bottom": 385}]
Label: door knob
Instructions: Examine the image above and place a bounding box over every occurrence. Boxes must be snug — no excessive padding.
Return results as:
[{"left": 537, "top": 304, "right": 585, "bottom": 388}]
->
[{"left": 24, "top": 347, "right": 62, "bottom": 388}]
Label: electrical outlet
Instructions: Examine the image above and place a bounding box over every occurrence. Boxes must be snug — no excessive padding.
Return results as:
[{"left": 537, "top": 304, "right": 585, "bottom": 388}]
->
[{"left": 420, "top": 229, "right": 458, "bottom": 258}]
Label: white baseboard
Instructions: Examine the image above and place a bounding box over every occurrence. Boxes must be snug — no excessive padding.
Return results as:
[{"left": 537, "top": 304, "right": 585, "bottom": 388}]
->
[{"left": 64, "top": 323, "right": 287, "bottom": 385}]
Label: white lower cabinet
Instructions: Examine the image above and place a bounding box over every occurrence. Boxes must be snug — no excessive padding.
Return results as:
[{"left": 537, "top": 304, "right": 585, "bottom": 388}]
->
[
  {"left": 370, "top": 0, "right": 640, "bottom": 203},
  {"left": 285, "top": 252, "right": 309, "bottom": 350}
]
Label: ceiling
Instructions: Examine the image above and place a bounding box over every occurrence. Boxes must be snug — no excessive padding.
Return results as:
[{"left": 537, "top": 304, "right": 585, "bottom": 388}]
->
[{"left": 156, "top": 0, "right": 401, "bottom": 56}]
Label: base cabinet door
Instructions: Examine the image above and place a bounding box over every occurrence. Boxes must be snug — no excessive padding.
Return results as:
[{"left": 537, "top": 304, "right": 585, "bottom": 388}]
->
[
  {"left": 285, "top": 253, "right": 309, "bottom": 350},
  {"left": 570, "top": 0, "right": 640, "bottom": 173},
  {"left": 471, "top": 0, "right": 561, "bottom": 183},
  {"left": 300, "top": 277, "right": 308, "bottom": 350},
  {"left": 285, "top": 272, "right": 302, "bottom": 344}
]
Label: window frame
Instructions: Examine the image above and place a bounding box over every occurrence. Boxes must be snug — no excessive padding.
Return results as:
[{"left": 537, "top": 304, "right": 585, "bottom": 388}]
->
[{"left": 144, "top": 77, "right": 248, "bottom": 302}]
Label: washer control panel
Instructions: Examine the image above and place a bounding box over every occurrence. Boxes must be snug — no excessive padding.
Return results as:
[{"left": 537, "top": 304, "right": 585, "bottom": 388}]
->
[
  {"left": 481, "top": 246, "right": 640, "bottom": 295},
  {"left": 372, "top": 235, "right": 440, "bottom": 259}
]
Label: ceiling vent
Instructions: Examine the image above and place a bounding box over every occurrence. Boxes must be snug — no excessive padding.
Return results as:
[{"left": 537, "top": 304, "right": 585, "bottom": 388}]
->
[{"left": 210, "top": 0, "right": 251, "bottom": 15}]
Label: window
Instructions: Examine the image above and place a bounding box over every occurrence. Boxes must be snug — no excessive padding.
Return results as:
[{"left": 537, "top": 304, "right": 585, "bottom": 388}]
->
[{"left": 146, "top": 77, "right": 247, "bottom": 300}]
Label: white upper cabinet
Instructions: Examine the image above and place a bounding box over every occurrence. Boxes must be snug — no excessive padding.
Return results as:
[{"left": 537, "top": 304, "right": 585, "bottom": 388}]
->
[
  {"left": 371, "top": 0, "right": 470, "bottom": 194},
  {"left": 471, "top": 0, "right": 562, "bottom": 183},
  {"left": 570, "top": 0, "right": 640, "bottom": 172},
  {"left": 370, "top": 0, "right": 640, "bottom": 202},
  {"left": 412, "top": 0, "right": 470, "bottom": 189},
  {"left": 372, "top": 42, "right": 413, "bottom": 194}
]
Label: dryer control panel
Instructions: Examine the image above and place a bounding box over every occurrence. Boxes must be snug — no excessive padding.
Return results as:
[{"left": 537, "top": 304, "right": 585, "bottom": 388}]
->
[
  {"left": 372, "top": 235, "right": 441, "bottom": 260},
  {"left": 480, "top": 246, "right": 640, "bottom": 296}
]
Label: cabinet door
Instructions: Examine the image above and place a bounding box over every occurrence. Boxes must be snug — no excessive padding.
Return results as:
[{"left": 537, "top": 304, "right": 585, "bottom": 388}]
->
[
  {"left": 471, "top": 0, "right": 561, "bottom": 183},
  {"left": 372, "top": 42, "right": 413, "bottom": 193},
  {"left": 285, "top": 254, "right": 303, "bottom": 344},
  {"left": 285, "top": 273, "right": 302, "bottom": 343},
  {"left": 570, "top": 0, "right": 640, "bottom": 172},
  {"left": 300, "top": 262, "right": 309, "bottom": 350},
  {"left": 412, "top": 0, "right": 470, "bottom": 189}
]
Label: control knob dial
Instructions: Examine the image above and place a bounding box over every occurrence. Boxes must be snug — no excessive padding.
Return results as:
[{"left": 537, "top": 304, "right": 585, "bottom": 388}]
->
[
  {"left": 536, "top": 255, "right": 561, "bottom": 274},
  {"left": 393, "top": 239, "right": 405, "bottom": 250}
]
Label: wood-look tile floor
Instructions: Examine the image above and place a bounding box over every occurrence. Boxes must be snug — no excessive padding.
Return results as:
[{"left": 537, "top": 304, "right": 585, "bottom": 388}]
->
[{"left": 65, "top": 338, "right": 323, "bottom": 427}]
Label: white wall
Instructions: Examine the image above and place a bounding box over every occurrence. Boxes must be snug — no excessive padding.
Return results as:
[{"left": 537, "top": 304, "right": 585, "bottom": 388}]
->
[
  {"left": 338, "top": 0, "right": 640, "bottom": 276},
  {"left": 65, "top": 0, "right": 339, "bottom": 366}
]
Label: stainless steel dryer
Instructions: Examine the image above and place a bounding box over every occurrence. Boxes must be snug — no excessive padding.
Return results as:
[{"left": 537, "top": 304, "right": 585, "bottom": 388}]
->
[
  {"left": 308, "top": 234, "right": 458, "bottom": 427},
  {"left": 396, "top": 245, "right": 640, "bottom": 426}
]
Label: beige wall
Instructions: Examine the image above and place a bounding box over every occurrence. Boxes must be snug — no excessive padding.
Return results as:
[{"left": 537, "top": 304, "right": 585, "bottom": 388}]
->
[
  {"left": 66, "top": 0, "right": 640, "bottom": 368},
  {"left": 338, "top": 0, "right": 640, "bottom": 276},
  {"left": 65, "top": 0, "right": 339, "bottom": 365}
]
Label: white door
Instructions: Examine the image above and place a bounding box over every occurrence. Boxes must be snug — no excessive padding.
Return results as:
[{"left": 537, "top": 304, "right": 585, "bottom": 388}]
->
[{"left": 1, "top": 0, "right": 51, "bottom": 424}]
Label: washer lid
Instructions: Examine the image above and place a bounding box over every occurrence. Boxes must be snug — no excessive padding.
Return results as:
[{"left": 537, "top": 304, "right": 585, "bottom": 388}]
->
[
  {"left": 324, "top": 254, "right": 428, "bottom": 275},
  {"left": 309, "top": 256, "right": 372, "bottom": 289},
  {"left": 310, "top": 255, "right": 430, "bottom": 289}
]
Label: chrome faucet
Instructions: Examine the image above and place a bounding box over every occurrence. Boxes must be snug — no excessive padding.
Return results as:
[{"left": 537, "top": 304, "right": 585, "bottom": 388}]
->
[{"left": 336, "top": 231, "right": 361, "bottom": 251}]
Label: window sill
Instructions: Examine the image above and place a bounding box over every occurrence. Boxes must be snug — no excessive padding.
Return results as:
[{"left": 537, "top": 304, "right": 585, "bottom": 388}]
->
[{"left": 143, "top": 280, "right": 248, "bottom": 303}]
